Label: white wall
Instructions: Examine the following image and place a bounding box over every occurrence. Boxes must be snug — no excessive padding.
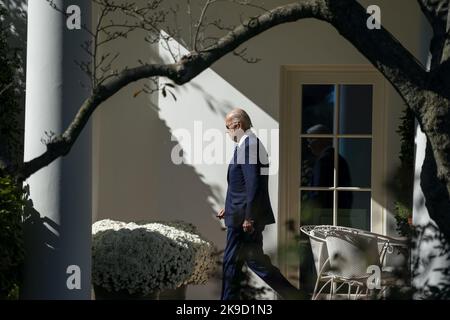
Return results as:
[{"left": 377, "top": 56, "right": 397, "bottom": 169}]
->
[{"left": 93, "top": 0, "right": 427, "bottom": 299}]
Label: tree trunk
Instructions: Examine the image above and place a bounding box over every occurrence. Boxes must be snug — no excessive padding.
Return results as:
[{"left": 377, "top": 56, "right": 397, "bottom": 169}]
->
[{"left": 412, "top": 96, "right": 450, "bottom": 299}]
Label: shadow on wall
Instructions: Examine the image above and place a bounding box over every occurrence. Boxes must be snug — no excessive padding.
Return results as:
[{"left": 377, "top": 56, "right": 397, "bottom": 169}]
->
[
  {"left": 176, "top": 81, "right": 235, "bottom": 118},
  {"left": 411, "top": 222, "right": 450, "bottom": 299},
  {"left": 94, "top": 84, "right": 229, "bottom": 299},
  {"left": 21, "top": 199, "right": 61, "bottom": 299},
  {"left": 95, "top": 101, "right": 226, "bottom": 235}
]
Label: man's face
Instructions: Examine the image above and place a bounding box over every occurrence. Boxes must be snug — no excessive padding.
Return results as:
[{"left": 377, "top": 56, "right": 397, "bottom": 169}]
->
[
  {"left": 307, "top": 138, "right": 332, "bottom": 157},
  {"left": 225, "top": 117, "right": 242, "bottom": 143},
  {"left": 307, "top": 138, "right": 321, "bottom": 157}
]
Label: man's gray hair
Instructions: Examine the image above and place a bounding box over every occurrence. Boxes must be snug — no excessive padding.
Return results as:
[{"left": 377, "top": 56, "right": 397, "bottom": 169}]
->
[
  {"left": 227, "top": 108, "right": 253, "bottom": 130},
  {"left": 306, "top": 124, "right": 331, "bottom": 135}
]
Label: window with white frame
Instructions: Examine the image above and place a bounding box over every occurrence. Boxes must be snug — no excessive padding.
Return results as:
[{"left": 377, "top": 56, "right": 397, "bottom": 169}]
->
[
  {"left": 299, "top": 84, "right": 373, "bottom": 231},
  {"left": 279, "top": 66, "right": 386, "bottom": 291}
]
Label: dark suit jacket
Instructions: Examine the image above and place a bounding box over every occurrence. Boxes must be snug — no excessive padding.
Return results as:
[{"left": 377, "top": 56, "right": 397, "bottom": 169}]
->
[{"left": 224, "top": 132, "right": 275, "bottom": 228}]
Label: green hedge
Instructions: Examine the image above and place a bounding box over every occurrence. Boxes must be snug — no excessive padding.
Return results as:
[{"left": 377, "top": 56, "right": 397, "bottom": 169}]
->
[
  {"left": 0, "top": 4, "right": 25, "bottom": 299},
  {"left": 0, "top": 175, "right": 26, "bottom": 299},
  {"left": 0, "top": 5, "right": 22, "bottom": 167},
  {"left": 393, "top": 107, "right": 415, "bottom": 237}
]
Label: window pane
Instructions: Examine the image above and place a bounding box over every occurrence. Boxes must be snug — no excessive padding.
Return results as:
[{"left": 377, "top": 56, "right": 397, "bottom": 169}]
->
[
  {"left": 301, "top": 85, "right": 335, "bottom": 134},
  {"left": 301, "top": 138, "right": 335, "bottom": 187},
  {"left": 337, "top": 191, "right": 371, "bottom": 230},
  {"left": 299, "top": 190, "right": 333, "bottom": 293},
  {"left": 300, "top": 191, "right": 333, "bottom": 226},
  {"left": 338, "top": 85, "right": 373, "bottom": 134},
  {"left": 338, "top": 138, "right": 371, "bottom": 188}
]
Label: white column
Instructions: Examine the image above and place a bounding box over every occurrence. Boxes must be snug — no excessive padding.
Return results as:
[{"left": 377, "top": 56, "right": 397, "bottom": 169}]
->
[{"left": 22, "top": 0, "right": 92, "bottom": 299}]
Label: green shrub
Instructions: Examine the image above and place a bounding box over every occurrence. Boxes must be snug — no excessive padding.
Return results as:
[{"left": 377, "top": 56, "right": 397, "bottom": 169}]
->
[
  {"left": 393, "top": 107, "right": 415, "bottom": 238},
  {"left": 0, "top": 175, "right": 26, "bottom": 299},
  {"left": 0, "top": 4, "right": 25, "bottom": 299},
  {"left": 0, "top": 5, "right": 22, "bottom": 168}
]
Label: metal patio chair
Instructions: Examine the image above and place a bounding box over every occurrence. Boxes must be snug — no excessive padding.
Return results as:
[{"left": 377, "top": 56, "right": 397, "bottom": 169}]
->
[{"left": 300, "top": 225, "right": 408, "bottom": 300}]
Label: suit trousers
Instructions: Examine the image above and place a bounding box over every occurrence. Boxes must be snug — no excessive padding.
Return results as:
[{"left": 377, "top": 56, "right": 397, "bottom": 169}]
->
[{"left": 221, "top": 225, "right": 300, "bottom": 300}]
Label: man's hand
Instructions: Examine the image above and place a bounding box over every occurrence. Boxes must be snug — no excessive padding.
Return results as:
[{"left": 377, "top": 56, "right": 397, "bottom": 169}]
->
[
  {"left": 217, "top": 208, "right": 225, "bottom": 220},
  {"left": 242, "top": 219, "right": 254, "bottom": 233}
]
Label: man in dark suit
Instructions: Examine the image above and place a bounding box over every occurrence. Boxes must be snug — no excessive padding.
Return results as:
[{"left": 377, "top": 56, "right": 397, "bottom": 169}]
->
[
  {"left": 304, "top": 124, "right": 353, "bottom": 212},
  {"left": 217, "top": 109, "right": 302, "bottom": 300}
]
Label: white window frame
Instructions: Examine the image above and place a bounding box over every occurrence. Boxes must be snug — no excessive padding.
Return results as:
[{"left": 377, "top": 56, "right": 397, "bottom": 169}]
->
[{"left": 278, "top": 65, "right": 387, "bottom": 286}]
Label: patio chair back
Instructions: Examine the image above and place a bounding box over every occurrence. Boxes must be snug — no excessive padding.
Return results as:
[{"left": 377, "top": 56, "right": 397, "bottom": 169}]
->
[
  {"left": 309, "top": 231, "right": 329, "bottom": 275},
  {"left": 325, "top": 230, "right": 380, "bottom": 279}
]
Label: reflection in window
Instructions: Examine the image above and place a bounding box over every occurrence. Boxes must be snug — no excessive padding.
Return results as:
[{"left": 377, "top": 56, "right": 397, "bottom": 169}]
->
[
  {"left": 301, "top": 137, "right": 334, "bottom": 187},
  {"left": 339, "top": 85, "right": 373, "bottom": 135},
  {"left": 337, "top": 191, "right": 371, "bottom": 230},
  {"left": 301, "top": 85, "right": 335, "bottom": 134},
  {"left": 338, "top": 138, "right": 371, "bottom": 188},
  {"left": 300, "top": 191, "right": 333, "bottom": 226},
  {"left": 301, "top": 135, "right": 352, "bottom": 188},
  {"left": 298, "top": 81, "right": 375, "bottom": 294}
]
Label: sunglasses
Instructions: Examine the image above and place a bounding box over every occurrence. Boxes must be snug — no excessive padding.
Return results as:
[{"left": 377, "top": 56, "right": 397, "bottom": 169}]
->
[{"left": 226, "top": 122, "right": 240, "bottom": 130}]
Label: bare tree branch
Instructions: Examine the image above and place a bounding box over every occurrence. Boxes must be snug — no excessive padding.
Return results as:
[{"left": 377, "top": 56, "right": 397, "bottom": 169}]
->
[
  {"left": 233, "top": 47, "right": 260, "bottom": 63},
  {"left": 207, "top": 18, "right": 236, "bottom": 32},
  {"left": 15, "top": 0, "right": 428, "bottom": 181},
  {"left": 168, "top": 4, "right": 188, "bottom": 50},
  {"left": 194, "top": 0, "right": 217, "bottom": 51},
  {"left": 216, "top": 0, "right": 270, "bottom": 13},
  {"left": 0, "top": 82, "right": 14, "bottom": 97},
  {"left": 417, "top": 0, "right": 449, "bottom": 69},
  {"left": 45, "top": 0, "right": 95, "bottom": 37},
  {"left": 326, "top": 0, "right": 427, "bottom": 106},
  {"left": 187, "top": 0, "right": 194, "bottom": 48},
  {"left": 193, "top": 0, "right": 270, "bottom": 51},
  {"left": 418, "top": 0, "right": 449, "bottom": 28},
  {"left": 86, "top": 0, "right": 173, "bottom": 85},
  {"left": 16, "top": 63, "right": 178, "bottom": 179}
]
